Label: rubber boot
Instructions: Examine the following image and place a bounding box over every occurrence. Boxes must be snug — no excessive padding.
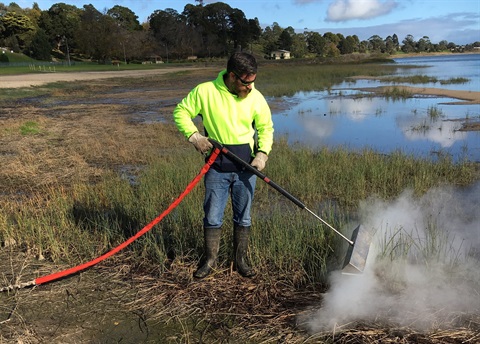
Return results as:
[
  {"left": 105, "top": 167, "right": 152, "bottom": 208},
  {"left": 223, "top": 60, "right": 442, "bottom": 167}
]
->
[
  {"left": 233, "top": 225, "right": 256, "bottom": 278},
  {"left": 193, "top": 228, "right": 221, "bottom": 279}
]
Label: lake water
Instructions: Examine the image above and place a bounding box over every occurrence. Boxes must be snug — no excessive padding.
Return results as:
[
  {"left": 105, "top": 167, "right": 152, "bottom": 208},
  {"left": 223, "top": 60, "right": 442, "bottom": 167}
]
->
[{"left": 271, "top": 54, "right": 480, "bottom": 162}]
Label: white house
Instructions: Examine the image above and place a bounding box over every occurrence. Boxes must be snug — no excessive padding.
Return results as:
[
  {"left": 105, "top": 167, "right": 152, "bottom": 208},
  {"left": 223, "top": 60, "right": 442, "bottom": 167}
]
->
[{"left": 269, "top": 49, "right": 291, "bottom": 59}]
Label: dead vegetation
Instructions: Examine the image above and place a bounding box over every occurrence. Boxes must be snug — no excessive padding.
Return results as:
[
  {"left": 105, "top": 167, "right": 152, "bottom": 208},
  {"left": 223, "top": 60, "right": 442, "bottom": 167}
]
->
[
  {"left": 1, "top": 69, "right": 479, "bottom": 343},
  {"left": 2, "top": 248, "right": 478, "bottom": 343}
]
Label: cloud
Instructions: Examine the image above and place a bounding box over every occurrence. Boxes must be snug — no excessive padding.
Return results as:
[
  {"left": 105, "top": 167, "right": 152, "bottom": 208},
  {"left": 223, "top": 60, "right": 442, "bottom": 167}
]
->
[
  {"left": 396, "top": 115, "right": 467, "bottom": 148},
  {"left": 305, "top": 12, "right": 479, "bottom": 44},
  {"left": 326, "top": 0, "right": 398, "bottom": 22}
]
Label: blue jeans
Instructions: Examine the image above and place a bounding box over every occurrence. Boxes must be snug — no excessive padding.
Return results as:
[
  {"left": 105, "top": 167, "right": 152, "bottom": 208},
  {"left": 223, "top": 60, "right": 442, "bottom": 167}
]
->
[{"left": 203, "top": 168, "right": 257, "bottom": 228}]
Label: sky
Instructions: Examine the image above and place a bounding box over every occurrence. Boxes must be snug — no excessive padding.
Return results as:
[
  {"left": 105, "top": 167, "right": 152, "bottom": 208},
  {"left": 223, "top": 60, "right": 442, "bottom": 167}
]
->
[{"left": 17, "top": 0, "right": 480, "bottom": 45}]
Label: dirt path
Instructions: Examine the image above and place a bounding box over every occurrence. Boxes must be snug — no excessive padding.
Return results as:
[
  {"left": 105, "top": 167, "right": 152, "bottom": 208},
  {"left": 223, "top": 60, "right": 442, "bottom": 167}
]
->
[
  {"left": 0, "top": 67, "right": 207, "bottom": 88},
  {"left": 4, "top": 68, "right": 478, "bottom": 105}
]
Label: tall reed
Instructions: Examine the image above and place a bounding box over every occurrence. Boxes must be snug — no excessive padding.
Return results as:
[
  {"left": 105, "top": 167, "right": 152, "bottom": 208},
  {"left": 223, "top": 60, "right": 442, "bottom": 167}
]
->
[{"left": 1, "top": 137, "right": 476, "bottom": 286}]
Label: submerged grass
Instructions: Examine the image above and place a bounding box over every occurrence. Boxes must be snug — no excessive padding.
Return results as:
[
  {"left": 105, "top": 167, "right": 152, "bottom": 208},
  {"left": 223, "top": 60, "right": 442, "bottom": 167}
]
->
[
  {"left": 372, "top": 75, "right": 470, "bottom": 85},
  {"left": 257, "top": 62, "right": 400, "bottom": 97}
]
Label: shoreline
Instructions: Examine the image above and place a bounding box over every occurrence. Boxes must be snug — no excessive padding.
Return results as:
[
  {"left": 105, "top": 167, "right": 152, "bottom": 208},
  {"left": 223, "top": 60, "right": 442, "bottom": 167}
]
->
[
  {"left": 2, "top": 61, "right": 479, "bottom": 105},
  {"left": 390, "top": 51, "right": 480, "bottom": 59},
  {"left": 358, "top": 85, "right": 480, "bottom": 105}
]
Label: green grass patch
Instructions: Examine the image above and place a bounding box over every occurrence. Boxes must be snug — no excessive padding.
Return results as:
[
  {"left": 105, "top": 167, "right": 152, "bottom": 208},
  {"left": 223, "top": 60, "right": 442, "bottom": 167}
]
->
[
  {"left": 20, "top": 121, "right": 41, "bottom": 135},
  {"left": 382, "top": 75, "right": 439, "bottom": 84},
  {"left": 0, "top": 50, "right": 36, "bottom": 63},
  {"left": 382, "top": 86, "right": 413, "bottom": 100},
  {"left": 440, "top": 77, "right": 470, "bottom": 85},
  {"left": 427, "top": 105, "right": 444, "bottom": 119},
  {"left": 379, "top": 75, "right": 470, "bottom": 85}
]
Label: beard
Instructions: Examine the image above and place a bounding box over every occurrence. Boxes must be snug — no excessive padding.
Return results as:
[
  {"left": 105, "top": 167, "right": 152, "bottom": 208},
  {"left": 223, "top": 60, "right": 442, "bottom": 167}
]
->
[{"left": 236, "top": 87, "right": 252, "bottom": 99}]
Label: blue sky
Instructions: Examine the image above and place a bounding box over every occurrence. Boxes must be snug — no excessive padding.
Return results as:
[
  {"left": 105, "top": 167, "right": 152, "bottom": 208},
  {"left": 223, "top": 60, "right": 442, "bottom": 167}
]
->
[{"left": 19, "top": 0, "right": 480, "bottom": 44}]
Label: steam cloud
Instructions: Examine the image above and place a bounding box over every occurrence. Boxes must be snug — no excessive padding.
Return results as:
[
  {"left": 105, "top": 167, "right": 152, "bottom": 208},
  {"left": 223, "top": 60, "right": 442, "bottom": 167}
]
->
[{"left": 305, "top": 182, "right": 480, "bottom": 332}]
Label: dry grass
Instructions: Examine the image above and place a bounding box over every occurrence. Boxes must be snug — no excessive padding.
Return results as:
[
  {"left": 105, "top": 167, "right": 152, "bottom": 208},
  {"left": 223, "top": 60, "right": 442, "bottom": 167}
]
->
[
  {"left": 0, "top": 84, "right": 185, "bottom": 195},
  {"left": 126, "top": 259, "right": 321, "bottom": 343},
  {"left": 1, "top": 67, "right": 479, "bottom": 343},
  {"left": 4, "top": 249, "right": 475, "bottom": 343}
]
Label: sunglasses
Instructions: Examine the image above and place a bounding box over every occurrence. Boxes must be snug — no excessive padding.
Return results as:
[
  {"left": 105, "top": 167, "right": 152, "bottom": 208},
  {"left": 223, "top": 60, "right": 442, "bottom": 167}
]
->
[{"left": 232, "top": 71, "right": 256, "bottom": 86}]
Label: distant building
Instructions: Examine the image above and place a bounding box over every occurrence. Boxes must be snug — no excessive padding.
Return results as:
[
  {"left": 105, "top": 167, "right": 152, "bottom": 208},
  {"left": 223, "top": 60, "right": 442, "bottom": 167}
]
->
[
  {"left": 269, "top": 50, "right": 291, "bottom": 59},
  {"left": 143, "top": 55, "right": 164, "bottom": 64}
]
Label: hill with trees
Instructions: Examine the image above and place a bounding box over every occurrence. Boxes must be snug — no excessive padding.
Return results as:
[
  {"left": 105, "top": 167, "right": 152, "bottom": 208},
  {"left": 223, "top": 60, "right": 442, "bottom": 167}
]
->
[{"left": 1, "top": 1, "right": 479, "bottom": 63}]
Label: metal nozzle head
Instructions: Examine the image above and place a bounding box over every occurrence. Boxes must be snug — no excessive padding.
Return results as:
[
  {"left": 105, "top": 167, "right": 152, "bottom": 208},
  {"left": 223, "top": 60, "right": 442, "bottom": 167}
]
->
[{"left": 342, "top": 225, "right": 373, "bottom": 274}]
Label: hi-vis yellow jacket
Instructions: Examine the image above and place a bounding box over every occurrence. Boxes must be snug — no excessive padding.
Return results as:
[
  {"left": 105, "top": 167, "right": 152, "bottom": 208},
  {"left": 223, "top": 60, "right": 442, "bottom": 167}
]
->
[{"left": 173, "top": 69, "right": 274, "bottom": 172}]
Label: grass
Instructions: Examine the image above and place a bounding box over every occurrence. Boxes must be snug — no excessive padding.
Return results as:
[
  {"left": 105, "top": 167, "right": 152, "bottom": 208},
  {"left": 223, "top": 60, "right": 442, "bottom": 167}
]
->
[
  {"left": 0, "top": 53, "right": 206, "bottom": 76},
  {"left": 383, "top": 75, "right": 439, "bottom": 84},
  {"left": 381, "top": 86, "right": 413, "bottom": 99},
  {"left": 0, "top": 50, "right": 36, "bottom": 63},
  {"left": 440, "top": 77, "right": 470, "bottom": 85},
  {"left": 363, "top": 75, "right": 470, "bottom": 86},
  {"left": 427, "top": 105, "right": 444, "bottom": 119},
  {"left": 0, "top": 62, "right": 478, "bottom": 286},
  {"left": 257, "top": 62, "right": 401, "bottom": 97},
  {"left": 1, "top": 135, "right": 476, "bottom": 284},
  {"left": 19, "top": 121, "right": 41, "bottom": 135},
  {"left": 1, "top": 61, "right": 479, "bottom": 343}
]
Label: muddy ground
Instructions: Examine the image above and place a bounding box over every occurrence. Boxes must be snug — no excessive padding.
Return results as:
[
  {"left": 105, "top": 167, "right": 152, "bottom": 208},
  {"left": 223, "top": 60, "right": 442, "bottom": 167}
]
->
[{"left": 1, "top": 68, "right": 479, "bottom": 343}]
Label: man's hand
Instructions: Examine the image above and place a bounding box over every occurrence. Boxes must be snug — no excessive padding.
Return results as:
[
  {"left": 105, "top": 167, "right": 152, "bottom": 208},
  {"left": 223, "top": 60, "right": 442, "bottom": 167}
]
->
[
  {"left": 251, "top": 152, "right": 268, "bottom": 171},
  {"left": 188, "top": 132, "right": 213, "bottom": 154}
]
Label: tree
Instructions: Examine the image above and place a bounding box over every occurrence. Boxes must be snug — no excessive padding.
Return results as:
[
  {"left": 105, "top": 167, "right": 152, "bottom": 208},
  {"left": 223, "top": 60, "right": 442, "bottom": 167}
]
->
[
  {"left": 368, "top": 35, "right": 385, "bottom": 53},
  {"left": 0, "top": 11, "right": 36, "bottom": 51},
  {"left": 416, "top": 36, "right": 431, "bottom": 52},
  {"left": 339, "top": 35, "right": 357, "bottom": 54},
  {"left": 392, "top": 33, "right": 399, "bottom": 51},
  {"left": 290, "top": 32, "right": 306, "bottom": 58},
  {"left": 260, "top": 22, "right": 283, "bottom": 54},
  {"left": 38, "top": 3, "right": 81, "bottom": 51},
  {"left": 75, "top": 4, "right": 119, "bottom": 62},
  {"left": 28, "top": 28, "right": 51, "bottom": 60},
  {"left": 402, "top": 34, "right": 416, "bottom": 53},
  {"left": 107, "top": 5, "right": 142, "bottom": 31},
  {"left": 0, "top": 51, "right": 8, "bottom": 62},
  {"left": 384, "top": 35, "right": 395, "bottom": 54},
  {"left": 149, "top": 8, "right": 184, "bottom": 59},
  {"left": 228, "top": 7, "right": 251, "bottom": 50},
  {"left": 323, "top": 32, "right": 340, "bottom": 45},
  {"left": 438, "top": 40, "right": 448, "bottom": 51},
  {"left": 247, "top": 18, "right": 261, "bottom": 43},
  {"left": 277, "top": 28, "right": 293, "bottom": 51},
  {"left": 325, "top": 41, "right": 340, "bottom": 57},
  {"left": 305, "top": 31, "right": 326, "bottom": 56},
  {"left": 202, "top": 2, "right": 237, "bottom": 55},
  {"left": 359, "top": 40, "right": 368, "bottom": 53}
]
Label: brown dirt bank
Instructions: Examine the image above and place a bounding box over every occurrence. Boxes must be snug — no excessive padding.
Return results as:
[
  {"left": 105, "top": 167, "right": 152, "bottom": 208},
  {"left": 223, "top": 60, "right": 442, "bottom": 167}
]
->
[{"left": 362, "top": 85, "right": 480, "bottom": 105}]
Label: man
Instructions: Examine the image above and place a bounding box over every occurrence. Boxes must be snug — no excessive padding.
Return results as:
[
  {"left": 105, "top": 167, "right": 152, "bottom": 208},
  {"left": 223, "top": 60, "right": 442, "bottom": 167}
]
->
[{"left": 173, "top": 52, "right": 274, "bottom": 279}]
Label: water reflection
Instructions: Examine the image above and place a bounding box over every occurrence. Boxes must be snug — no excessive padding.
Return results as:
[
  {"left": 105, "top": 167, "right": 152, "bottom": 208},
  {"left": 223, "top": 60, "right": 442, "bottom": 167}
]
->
[
  {"left": 272, "top": 91, "right": 479, "bottom": 162},
  {"left": 396, "top": 115, "right": 467, "bottom": 148},
  {"left": 392, "top": 54, "right": 480, "bottom": 92},
  {"left": 272, "top": 54, "right": 480, "bottom": 162}
]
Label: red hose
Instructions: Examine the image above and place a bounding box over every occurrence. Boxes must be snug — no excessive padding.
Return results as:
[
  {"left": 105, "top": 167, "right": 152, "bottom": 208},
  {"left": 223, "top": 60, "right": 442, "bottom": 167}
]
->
[{"left": 34, "top": 148, "right": 220, "bottom": 286}]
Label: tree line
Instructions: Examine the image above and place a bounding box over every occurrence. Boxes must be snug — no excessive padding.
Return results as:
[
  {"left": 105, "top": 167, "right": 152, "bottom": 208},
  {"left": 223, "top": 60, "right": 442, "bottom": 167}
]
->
[{"left": 1, "top": 1, "right": 478, "bottom": 64}]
